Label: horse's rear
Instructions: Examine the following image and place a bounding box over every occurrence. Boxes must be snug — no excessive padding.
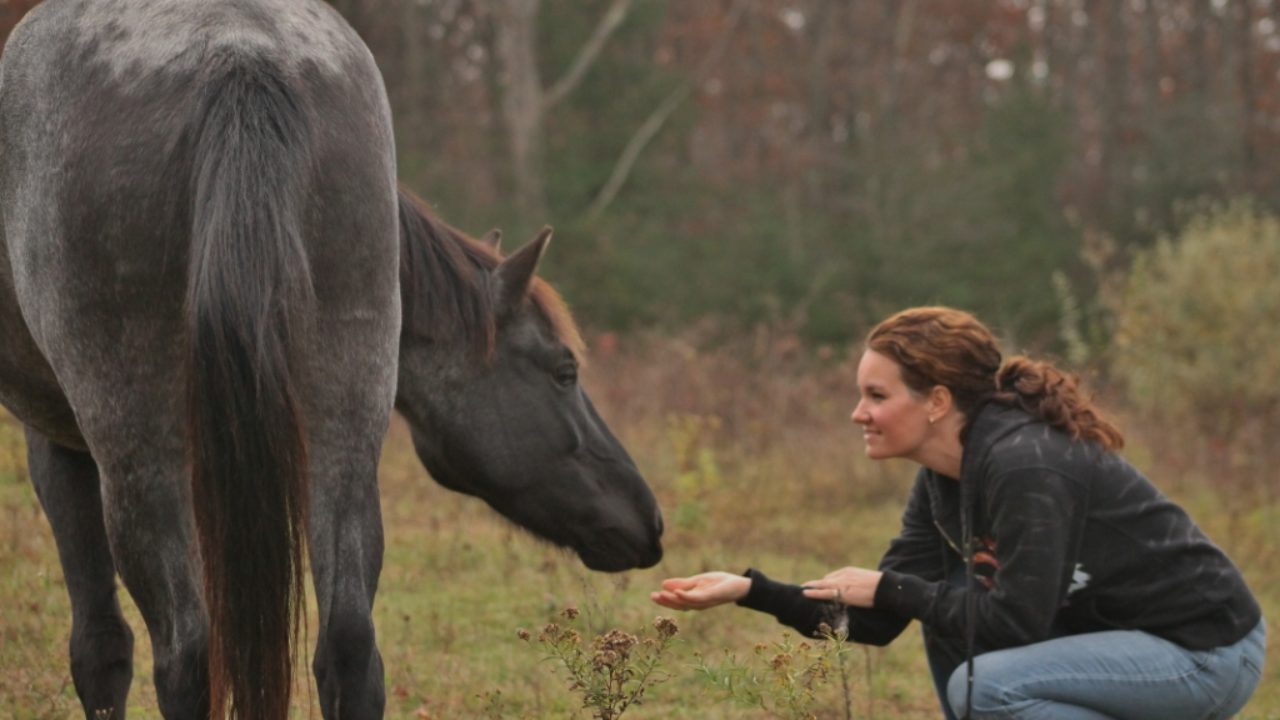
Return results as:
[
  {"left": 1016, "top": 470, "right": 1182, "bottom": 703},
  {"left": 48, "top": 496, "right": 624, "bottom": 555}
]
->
[{"left": 0, "top": 1, "right": 399, "bottom": 717}]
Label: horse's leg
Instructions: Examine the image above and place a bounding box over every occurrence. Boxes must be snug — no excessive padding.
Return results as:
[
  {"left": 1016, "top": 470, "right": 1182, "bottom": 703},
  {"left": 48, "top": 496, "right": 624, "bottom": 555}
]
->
[
  {"left": 93, "top": 440, "right": 209, "bottom": 720},
  {"left": 299, "top": 303, "right": 397, "bottom": 718},
  {"left": 300, "top": 143, "right": 399, "bottom": 717},
  {"left": 308, "top": 427, "right": 388, "bottom": 719},
  {"left": 25, "top": 428, "right": 134, "bottom": 718}
]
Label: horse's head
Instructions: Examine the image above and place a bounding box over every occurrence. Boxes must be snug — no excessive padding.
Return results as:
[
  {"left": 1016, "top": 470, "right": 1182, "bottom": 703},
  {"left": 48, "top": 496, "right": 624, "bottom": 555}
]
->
[{"left": 394, "top": 191, "right": 663, "bottom": 571}]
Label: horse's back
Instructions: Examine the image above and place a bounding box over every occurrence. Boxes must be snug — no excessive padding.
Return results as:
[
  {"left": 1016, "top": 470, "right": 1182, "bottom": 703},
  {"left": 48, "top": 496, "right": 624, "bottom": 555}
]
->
[
  {"left": 2, "top": 0, "right": 369, "bottom": 74},
  {"left": 0, "top": 0, "right": 400, "bottom": 446},
  {"left": 0, "top": 0, "right": 392, "bottom": 221}
]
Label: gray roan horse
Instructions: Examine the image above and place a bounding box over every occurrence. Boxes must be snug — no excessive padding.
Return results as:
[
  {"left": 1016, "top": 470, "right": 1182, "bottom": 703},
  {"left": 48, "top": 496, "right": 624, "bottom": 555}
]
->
[{"left": 0, "top": 1, "right": 662, "bottom": 718}]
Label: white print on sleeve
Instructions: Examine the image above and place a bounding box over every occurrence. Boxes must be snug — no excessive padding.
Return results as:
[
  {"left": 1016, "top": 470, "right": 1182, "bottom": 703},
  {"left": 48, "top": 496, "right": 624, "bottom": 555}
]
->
[{"left": 1068, "top": 563, "right": 1091, "bottom": 595}]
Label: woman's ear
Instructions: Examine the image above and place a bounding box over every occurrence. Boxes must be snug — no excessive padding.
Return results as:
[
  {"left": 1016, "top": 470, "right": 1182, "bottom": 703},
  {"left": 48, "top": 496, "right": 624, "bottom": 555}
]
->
[{"left": 927, "top": 385, "right": 953, "bottom": 423}]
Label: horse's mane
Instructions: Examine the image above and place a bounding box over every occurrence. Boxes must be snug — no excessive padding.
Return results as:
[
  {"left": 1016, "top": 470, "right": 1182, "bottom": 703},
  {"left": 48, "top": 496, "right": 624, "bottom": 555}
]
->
[{"left": 397, "top": 185, "right": 585, "bottom": 362}]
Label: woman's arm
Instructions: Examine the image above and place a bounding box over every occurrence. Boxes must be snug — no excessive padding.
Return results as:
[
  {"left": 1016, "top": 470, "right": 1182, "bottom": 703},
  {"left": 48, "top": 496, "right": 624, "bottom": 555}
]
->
[
  {"left": 737, "top": 471, "right": 947, "bottom": 644},
  {"left": 737, "top": 568, "right": 910, "bottom": 645}
]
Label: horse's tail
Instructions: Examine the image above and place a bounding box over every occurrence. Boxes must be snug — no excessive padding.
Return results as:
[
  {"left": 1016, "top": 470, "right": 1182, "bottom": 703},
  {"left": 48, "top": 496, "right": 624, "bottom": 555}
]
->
[{"left": 185, "top": 51, "right": 313, "bottom": 720}]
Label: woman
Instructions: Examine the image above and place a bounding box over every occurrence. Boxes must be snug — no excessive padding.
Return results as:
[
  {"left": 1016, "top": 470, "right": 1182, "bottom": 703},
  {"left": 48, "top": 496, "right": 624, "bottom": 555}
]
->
[{"left": 651, "top": 307, "right": 1265, "bottom": 720}]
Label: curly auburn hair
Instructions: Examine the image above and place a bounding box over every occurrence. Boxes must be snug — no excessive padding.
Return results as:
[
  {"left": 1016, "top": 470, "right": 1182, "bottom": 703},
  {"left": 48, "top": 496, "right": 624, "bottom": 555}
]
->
[{"left": 866, "top": 306, "right": 1124, "bottom": 450}]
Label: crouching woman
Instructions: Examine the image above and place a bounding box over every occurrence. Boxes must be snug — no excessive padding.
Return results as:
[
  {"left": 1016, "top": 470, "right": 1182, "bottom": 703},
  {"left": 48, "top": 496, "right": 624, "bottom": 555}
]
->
[{"left": 652, "top": 306, "right": 1266, "bottom": 720}]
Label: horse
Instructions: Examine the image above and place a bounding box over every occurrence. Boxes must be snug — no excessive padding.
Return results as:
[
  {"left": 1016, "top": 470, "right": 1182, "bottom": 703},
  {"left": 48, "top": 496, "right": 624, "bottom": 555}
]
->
[{"left": 0, "top": 1, "right": 662, "bottom": 718}]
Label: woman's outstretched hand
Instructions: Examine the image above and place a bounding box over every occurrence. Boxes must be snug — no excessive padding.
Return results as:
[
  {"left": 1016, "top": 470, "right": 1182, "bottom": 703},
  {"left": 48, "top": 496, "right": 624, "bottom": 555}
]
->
[
  {"left": 801, "top": 566, "right": 882, "bottom": 608},
  {"left": 650, "top": 572, "right": 751, "bottom": 611}
]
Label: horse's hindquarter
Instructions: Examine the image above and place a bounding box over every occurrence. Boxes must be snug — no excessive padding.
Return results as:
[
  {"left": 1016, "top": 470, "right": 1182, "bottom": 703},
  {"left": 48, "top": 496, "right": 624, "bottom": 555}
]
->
[
  {"left": 0, "top": 232, "right": 81, "bottom": 445},
  {"left": 0, "top": 1, "right": 91, "bottom": 446},
  {"left": 0, "top": 0, "right": 400, "bottom": 452},
  {"left": 294, "top": 31, "right": 402, "bottom": 431}
]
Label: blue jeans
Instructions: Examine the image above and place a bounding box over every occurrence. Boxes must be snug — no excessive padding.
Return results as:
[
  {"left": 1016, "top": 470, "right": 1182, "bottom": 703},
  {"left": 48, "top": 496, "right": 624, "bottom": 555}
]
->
[{"left": 925, "top": 619, "right": 1266, "bottom": 720}]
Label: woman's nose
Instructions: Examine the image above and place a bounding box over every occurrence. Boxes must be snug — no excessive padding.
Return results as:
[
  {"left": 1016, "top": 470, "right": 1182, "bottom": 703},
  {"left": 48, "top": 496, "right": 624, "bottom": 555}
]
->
[{"left": 850, "top": 402, "right": 867, "bottom": 424}]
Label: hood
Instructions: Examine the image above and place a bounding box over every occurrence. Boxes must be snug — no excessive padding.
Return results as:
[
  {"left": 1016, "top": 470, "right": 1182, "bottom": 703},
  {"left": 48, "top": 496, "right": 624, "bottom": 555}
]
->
[
  {"left": 958, "top": 402, "right": 1040, "bottom": 486},
  {"left": 923, "top": 402, "right": 1039, "bottom": 559}
]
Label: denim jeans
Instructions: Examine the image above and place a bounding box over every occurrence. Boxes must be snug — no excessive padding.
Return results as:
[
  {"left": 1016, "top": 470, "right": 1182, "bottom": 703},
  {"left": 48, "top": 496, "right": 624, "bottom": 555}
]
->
[{"left": 925, "top": 617, "right": 1266, "bottom": 720}]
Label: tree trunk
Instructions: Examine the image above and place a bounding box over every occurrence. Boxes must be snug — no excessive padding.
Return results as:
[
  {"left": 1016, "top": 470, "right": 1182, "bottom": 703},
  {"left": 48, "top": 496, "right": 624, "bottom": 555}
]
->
[
  {"left": 1236, "top": 0, "right": 1256, "bottom": 190},
  {"left": 1100, "top": 0, "right": 1128, "bottom": 227},
  {"left": 493, "top": 0, "right": 549, "bottom": 219}
]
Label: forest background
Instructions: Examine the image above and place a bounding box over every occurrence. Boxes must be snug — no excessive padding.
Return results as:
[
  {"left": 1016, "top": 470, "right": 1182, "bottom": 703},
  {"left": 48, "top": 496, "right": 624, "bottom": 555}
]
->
[{"left": 1, "top": 0, "right": 1277, "bottom": 717}]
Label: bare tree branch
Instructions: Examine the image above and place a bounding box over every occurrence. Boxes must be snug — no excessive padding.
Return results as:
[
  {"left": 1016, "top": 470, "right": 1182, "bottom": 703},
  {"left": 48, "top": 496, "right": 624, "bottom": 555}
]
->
[
  {"left": 582, "top": 0, "right": 748, "bottom": 224},
  {"left": 582, "top": 86, "right": 691, "bottom": 226},
  {"left": 542, "top": 0, "right": 634, "bottom": 112}
]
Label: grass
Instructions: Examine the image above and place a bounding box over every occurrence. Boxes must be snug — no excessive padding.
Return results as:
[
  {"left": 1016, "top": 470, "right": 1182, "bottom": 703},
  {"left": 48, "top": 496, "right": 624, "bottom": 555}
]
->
[{"left": 1, "top": 330, "right": 1276, "bottom": 718}]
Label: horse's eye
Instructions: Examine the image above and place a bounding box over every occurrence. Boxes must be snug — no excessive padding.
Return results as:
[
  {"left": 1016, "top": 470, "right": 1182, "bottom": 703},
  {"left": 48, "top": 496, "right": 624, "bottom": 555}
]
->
[{"left": 554, "top": 362, "right": 578, "bottom": 387}]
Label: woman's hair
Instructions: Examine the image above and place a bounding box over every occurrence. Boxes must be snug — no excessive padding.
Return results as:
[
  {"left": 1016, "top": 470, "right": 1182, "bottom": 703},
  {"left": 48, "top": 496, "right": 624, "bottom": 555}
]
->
[{"left": 866, "top": 306, "right": 1124, "bottom": 450}]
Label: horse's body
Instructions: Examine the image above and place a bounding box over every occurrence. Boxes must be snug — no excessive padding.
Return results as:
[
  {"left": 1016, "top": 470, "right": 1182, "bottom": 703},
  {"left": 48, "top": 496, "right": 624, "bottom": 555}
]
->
[
  {"left": 0, "top": 1, "right": 661, "bottom": 718},
  {"left": 1, "top": 1, "right": 401, "bottom": 716}
]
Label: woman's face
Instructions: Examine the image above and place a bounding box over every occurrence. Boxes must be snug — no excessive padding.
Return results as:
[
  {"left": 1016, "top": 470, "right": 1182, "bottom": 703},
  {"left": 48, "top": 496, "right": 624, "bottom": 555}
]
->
[{"left": 851, "top": 350, "right": 932, "bottom": 461}]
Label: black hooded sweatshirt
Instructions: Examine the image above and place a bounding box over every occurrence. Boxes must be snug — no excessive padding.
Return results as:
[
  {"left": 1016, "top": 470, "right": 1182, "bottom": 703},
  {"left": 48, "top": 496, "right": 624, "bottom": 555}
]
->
[{"left": 737, "top": 403, "right": 1261, "bottom": 653}]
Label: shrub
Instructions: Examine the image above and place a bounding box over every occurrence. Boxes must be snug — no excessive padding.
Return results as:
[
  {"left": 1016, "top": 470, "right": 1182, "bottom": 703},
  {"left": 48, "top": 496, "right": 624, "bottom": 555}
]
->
[
  {"left": 1110, "top": 199, "right": 1280, "bottom": 440},
  {"left": 694, "top": 624, "right": 856, "bottom": 720},
  {"left": 520, "top": 608, "right": 680, "bottom": 719}
]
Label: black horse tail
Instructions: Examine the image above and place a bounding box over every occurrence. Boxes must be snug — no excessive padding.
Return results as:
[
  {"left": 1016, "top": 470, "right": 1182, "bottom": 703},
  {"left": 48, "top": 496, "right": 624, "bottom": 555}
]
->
[{"left": 185, "top": 51, "right": 313, "bottom": 720}]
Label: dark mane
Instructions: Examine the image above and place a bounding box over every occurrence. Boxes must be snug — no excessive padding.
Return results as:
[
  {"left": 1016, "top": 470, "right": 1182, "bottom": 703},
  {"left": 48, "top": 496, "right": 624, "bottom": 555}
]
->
[{"left": 397, "top": 185, "right": 585, "bottom": 361}]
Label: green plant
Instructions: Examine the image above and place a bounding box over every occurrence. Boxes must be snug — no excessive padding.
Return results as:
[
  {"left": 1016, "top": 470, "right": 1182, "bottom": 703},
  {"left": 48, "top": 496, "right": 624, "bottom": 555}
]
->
[
  {"left": 694, "top": 624, "right": 856, "bottom": 720},
  {"left": 519, "top": 608, "right": 680, "bottom": 719},
  {"left": 1111, "top": 200, "right": 1280, "bottom": 426},
  {"left": 665, "top": 413, "right": 723, "bottom": 532},
  {"left": 475, "top": 689, "right": 509, "bottom": 719},
  {"left": 0, "top": 410, "right": 28, "bottom": 486}
]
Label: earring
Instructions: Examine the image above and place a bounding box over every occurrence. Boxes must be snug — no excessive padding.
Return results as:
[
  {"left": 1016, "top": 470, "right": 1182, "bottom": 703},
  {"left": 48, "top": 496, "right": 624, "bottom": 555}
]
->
[{"left": 929, "top": 416, "right": 936, "bottom": 425}]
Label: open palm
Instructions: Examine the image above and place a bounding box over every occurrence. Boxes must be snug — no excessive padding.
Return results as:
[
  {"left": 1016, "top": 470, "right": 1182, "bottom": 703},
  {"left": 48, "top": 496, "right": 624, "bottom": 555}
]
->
[{"left": 650, "top": 571, "right": 750, "bottom": 611}]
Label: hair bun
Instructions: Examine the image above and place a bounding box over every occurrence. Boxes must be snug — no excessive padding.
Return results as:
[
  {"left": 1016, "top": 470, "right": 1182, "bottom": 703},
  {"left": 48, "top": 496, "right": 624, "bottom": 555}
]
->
[{"left": 996, "top": 357, "right": 1038, "bottom": 394}]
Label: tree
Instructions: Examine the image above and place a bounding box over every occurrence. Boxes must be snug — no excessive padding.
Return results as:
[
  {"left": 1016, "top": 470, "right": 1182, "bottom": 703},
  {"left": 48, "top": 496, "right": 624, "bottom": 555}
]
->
[{"left": 492, "top": 0, "right": 635, "bottom": 218}]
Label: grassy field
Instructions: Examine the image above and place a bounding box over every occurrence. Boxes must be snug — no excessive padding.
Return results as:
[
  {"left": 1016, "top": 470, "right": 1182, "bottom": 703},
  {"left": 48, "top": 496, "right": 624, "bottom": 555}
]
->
[{"left": 2, "top": 332, "right": 1276, "bottom": 718}]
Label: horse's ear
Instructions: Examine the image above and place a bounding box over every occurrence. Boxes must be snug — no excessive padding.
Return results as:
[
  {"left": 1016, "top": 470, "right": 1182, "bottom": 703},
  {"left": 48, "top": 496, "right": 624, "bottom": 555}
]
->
[
  {"left": 479, "top": 228, "right": 502, "bottom": 253},
  {"left": 494, "top": 226, "right": 551, "bottom": 310}
]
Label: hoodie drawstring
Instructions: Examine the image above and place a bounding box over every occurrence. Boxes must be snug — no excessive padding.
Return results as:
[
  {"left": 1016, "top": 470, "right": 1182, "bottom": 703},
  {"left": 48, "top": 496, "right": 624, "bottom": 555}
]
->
[{"left": 961, "top": 471, "right": 978, "bottom": 720}]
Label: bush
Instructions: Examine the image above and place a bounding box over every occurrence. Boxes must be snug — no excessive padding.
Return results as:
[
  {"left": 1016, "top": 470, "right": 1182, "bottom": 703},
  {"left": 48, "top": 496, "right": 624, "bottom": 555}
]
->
[
  {"left": 694, "top": 625, "right": 857, "bottom": 720},
  {"left": 1110, "top": 199, "right": 1280, "bottom": 445},
  {"left": 520, "top": 608, "right": 680, "bottom": 720}
]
